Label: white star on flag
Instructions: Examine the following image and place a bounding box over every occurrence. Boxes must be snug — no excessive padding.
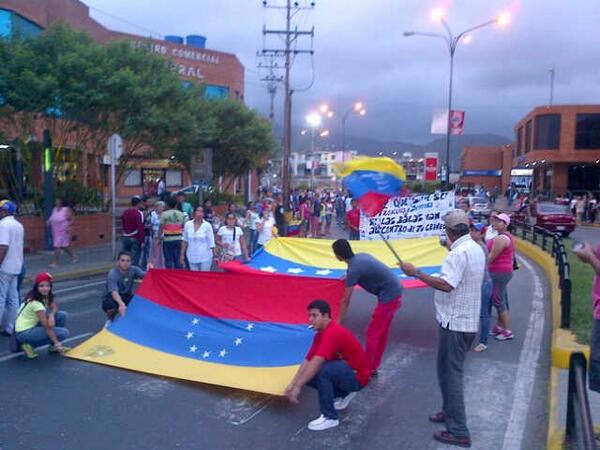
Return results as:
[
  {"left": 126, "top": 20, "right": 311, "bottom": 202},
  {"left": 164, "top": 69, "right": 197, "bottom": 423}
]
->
[
  {"left": 234, "top": 338, "right": 243, "bottom": 346},
  {"left": 202, "top": 351, "right": 210, "bottom": 358},
  {"left": 246, "top": 323, "right": 254, "bottom": 331},
  {"left": 186, "top": 332, "right": 194, "bottom": 339},
  {"left": 287, "top": 267, "right": 304, "bottom": 274},
  {"left": 431, "top": 273, "right": 440, "bottom": 277},
  {"left": 219, "top": 349, "right": 227, "bottom": 357},
  {"left": 260, "top": 266, "right": 277, "bottom": 273},
  {"left": 315, "top": 269, "right": 332, "bottom": 275},
  {"left": 191, "top": 318, "right": 199, "bottom": 325},
  {"left": 189, "top": 345, "right": 197, "bottom": 353}
]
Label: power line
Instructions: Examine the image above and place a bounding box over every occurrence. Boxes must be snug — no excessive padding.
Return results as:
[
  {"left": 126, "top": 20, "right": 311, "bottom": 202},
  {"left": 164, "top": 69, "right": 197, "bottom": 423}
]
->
[
  {"left": 259, "top": 0, "right": 316, "bottom": 205},
  {"left": 87, "top": 5, "right": 164, "bottom": 39}
]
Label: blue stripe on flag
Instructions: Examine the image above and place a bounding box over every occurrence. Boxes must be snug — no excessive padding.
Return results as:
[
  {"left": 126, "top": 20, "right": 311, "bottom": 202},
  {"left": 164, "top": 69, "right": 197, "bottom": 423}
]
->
[
  {"left": 342, "top": 170, "right": 403, "bottom": 199},
  {"left": 108, "top": 296, "right": 314, "bottom": 367}
]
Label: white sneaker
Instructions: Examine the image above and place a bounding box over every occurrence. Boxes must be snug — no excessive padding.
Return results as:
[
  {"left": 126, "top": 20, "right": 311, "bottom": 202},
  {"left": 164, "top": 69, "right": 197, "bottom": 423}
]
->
[
  {"left": 103, "top": 320, "right": 112, "bottom": 329},
  {"left": 334, "top": 392, "right": 357, "bottom": 411},
  {"left": 307, "top": 414, "right": 339, "bottom": 431}
]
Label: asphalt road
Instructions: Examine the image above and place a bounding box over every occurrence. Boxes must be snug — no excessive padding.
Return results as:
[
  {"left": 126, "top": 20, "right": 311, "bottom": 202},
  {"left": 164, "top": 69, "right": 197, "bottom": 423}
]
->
[{"left": 0, "top": 253, "right": 552, "bottom": 450}]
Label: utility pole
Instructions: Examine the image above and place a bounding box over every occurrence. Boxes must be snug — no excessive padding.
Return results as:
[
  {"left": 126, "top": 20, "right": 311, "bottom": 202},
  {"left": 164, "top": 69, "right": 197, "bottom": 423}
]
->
[
  {"left": 260, "top": 0, "right": 315, "bottom": 208},
  {"left": 257, "top": 53, "right": 282, "bottom": 122},
  {"left": 548, "top": 66, "right": 555, "bottom": 106}
]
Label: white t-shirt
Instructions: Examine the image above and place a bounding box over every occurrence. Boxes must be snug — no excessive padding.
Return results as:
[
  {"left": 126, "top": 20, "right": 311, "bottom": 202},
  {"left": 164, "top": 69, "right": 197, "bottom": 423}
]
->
[
  {"left": 183, "top": 220, "right": 215, "bottom": 263},
  {"left": 217, "top": 226, "right": 243, "bottom": 257},
  {"left": 484, "top": 226, "right": 498, "bottom": 242},
  {"left": 258, "top": 216, "right": 275, "bottom": 245},
  {"left": 0, "top": 216, "right": 24, "bottom": 274},
  {"left": 345, "top": 197, "right": 352, "bottom": 212},
  {"left": 247, "top": 211, "right": 259, "bottom": 230}
]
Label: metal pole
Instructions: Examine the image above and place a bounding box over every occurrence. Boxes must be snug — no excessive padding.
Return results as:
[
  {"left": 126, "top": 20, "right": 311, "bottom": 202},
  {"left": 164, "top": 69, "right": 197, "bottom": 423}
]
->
[
  {"left": 111, "top": 145, "right": 116, "bottom": 258},
  {"left": 42, "top": 130, "right": 54, "bottom": 251},
  {"left": 549, "top": 67, "right": 555, "bottom": 106},
  {"left": 445, "top": 46, "right": 455, "bottom": 187},
  {"left": 310, "top": 127, "right": 315, "bottom": 190},
  {"left": 282, "top": 0, "right": 292, "bottom": 208},
  {"left": 341, "top": 114, "right": 347, "bottom": 153}
]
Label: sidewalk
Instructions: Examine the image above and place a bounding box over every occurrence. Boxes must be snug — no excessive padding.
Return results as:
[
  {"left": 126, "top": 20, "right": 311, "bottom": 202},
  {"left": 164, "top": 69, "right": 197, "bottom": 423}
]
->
[{"left": 23, "top": 244, "right": 114, "bottom": 284}]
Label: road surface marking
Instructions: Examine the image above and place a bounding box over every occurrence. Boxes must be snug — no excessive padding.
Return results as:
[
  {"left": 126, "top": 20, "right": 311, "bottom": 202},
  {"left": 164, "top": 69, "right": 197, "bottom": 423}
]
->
[
  {"left": 54, "top": 280, "right": 105, "bottom": 295},
  {"left": 501, "top": 256, "right": 545, "bottom": 450},
  {"left": 0, "top": 332, "right": 93, "bottom": 362},
  {"left": 214, "top": 391, "right": 275, "bottom": 425}
]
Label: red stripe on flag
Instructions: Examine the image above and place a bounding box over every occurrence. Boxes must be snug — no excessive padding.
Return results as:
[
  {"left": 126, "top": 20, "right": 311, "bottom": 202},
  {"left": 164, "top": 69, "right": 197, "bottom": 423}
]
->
[
  {"left": 136, "top": 269, "right": 345, "bottom": 324},
  {"left": 357, "top": 191, "right": 392, "bottom": 217}
]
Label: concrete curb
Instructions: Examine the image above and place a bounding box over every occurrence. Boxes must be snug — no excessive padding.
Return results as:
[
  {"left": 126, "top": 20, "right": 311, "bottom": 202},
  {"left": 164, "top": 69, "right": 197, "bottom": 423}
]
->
[
  {"left": 515, "top": 238, "right": 589, "bottom": 450},
  {"left": 23, "top": 264, "right": 113, "bottom": 285}
]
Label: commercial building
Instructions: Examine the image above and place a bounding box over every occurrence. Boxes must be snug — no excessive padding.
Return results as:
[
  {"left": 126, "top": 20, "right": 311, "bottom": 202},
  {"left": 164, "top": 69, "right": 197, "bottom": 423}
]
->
[
  {"left": 460, "top": 105, "right": 600, "bottom": 196},
  {"left": 0, "top": 0, "right": 248, "bottom": 202},
  {"left": 290, "top": 150, "right": 357, "bottom": 188}
]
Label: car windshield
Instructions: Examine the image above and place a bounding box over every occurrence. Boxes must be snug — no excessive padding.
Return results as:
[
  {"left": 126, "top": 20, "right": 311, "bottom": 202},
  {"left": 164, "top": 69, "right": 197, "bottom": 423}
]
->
[
  {"left": 538, "top": 204, "right": 569, "bottom": 214},
  {"left": 473, "top": 198, "right": 488, "bottom": 204}
]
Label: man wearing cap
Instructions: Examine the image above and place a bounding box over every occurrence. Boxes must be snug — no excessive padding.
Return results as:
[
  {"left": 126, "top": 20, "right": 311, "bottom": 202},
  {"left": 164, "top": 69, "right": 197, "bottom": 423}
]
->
[
  {"left": 0, "top": 200, "right": 24, "bottom": 336},
  {"left": 399, "top": 209, "right": 484, "bottom": 448}
]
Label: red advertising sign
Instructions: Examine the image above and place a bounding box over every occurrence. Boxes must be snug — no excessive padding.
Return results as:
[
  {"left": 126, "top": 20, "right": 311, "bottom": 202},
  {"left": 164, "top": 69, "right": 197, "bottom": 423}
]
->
[{"left": 424, "top": 152, "right": 438, "bottom": 181}]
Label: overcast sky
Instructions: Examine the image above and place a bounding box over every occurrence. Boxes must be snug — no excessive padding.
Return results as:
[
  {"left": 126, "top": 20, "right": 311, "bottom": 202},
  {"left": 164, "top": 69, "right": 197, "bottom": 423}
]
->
[{"left": 83, "top": 0, "right": 600, "bottom": 145}]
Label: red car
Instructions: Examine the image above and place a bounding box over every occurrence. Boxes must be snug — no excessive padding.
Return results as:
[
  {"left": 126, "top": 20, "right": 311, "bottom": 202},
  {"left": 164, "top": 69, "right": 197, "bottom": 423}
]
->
[{"left": 512, "top": 202, "right": 576, "bottom": 237}]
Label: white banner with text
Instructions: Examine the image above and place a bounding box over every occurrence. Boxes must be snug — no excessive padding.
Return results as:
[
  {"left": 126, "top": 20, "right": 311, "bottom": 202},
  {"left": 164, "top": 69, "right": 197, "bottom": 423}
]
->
[{"left": 359, "top": 191, "right": 456, "bottom": 240}]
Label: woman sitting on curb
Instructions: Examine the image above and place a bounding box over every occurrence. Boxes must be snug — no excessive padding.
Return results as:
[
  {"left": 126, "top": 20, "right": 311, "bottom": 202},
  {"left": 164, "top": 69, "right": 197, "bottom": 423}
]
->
[{"left": 15, "top": 272, "right": 70, "bottom": 359}]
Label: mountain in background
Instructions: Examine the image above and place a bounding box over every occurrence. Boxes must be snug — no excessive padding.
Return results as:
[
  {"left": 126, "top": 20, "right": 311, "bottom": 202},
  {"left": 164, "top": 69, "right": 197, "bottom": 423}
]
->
[{"left": 289, "top": 129, "right": 513, "bottom": 169}]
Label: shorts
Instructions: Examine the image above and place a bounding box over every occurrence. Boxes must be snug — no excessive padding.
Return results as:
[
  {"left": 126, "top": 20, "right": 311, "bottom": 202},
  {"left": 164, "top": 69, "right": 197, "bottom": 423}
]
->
[
  {"left": 490, "top": 271, "right": 513, "bottom": 314},
  {"left": 102, "top": 293, "right": 133, "bottom": 312}
]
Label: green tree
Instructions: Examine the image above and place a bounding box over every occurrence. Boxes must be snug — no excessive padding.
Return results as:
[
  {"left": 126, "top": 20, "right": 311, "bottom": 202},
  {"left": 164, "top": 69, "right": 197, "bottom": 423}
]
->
[{"left": 205, "top": 98, "right": 277, "bottom": 185}]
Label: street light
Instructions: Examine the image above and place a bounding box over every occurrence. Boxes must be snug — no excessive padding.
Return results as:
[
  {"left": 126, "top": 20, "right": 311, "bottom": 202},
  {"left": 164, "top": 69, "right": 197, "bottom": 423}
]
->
[
  {"left": 404, "top": 8, "right": 511, "bottom": 186},
  {"left": 305, "top": 112, "right": 323, "bottom": 189},
  {"left": 341, "top": 101, "right": 366, "bottom": 153}
]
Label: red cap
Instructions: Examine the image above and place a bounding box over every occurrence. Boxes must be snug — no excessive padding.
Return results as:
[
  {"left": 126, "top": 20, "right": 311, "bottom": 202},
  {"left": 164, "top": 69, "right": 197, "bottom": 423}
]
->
[{"left": 34, "top": 272, "right": 53, "bottom": 285}]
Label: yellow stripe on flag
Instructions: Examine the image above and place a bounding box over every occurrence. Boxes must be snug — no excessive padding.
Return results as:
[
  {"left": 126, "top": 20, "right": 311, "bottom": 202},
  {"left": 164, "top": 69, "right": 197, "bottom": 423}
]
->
[
  {"left": 337, "top": 156, "right": 406, "bottom": 180},
  {"left": 264, "top": 236, "right": 446, "bottom": 269},
  {"left": 67, "top": 330, "right": 299, "bottom": 395}
]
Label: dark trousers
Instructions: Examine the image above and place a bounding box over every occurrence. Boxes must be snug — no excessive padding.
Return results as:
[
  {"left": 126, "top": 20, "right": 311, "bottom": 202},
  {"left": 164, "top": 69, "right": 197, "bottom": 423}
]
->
[
  {"left": 590, "top": 319, "right": 600, "bottom": 392},
  {"left": 306, "top": 360, "right": 363, "bottom": 420},
  {"left": 122, "top": 237, "right": 142, "bottom": 267},
  {"left": 163, "top": 240, "right": 182, "bottom": 269},
  {"left": 140, "top": 235, "right": 152, "bottom": 270},
  {"left": 437, "top": 325, "right": 476, "bottom": 437}
]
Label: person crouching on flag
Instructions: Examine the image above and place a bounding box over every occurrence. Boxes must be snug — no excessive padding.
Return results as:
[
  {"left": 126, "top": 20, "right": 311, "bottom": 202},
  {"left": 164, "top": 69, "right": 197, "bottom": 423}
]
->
[
  {"left": 285, "top": 299, "right": 371, "bottom": 431},
  {"left": 331, "top": 239, "right": 403, "bottom": 375}
]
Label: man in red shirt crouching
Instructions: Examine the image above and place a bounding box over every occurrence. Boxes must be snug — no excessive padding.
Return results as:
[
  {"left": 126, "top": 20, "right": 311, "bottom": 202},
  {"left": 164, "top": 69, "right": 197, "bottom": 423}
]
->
[{"left": 285, "top": 299, "right": 371, "bottom": 431}]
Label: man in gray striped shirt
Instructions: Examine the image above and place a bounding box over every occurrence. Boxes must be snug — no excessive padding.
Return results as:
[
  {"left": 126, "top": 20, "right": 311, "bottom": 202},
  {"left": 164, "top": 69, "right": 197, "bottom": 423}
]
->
[{"left": 400, "top": 209, "right": 484, "bottom": 448}]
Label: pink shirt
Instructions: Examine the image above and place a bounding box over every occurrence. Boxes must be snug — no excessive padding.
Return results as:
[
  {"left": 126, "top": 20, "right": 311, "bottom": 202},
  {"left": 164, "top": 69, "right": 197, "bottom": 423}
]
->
[
  {"left": 486, "top": 232, "right": 515, "bottom": 273},
  {"left": 592, "top": 245, "right": 600, "bottom": 320}
]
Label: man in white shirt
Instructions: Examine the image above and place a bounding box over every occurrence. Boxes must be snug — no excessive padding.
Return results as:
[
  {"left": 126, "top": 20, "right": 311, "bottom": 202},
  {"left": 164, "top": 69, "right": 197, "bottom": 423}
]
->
[
  {"left": 0, "top": 200, "right": 24, "bottom": 335},
  {"left": 400, "top": 209, "right": 484, "bottom": 448}
]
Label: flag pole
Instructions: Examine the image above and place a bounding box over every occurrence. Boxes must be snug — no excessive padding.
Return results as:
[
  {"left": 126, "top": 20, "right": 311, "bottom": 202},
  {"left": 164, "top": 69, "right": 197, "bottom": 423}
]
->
[{"left": 368, "top": 217, "right": 402, "bottom": 263}]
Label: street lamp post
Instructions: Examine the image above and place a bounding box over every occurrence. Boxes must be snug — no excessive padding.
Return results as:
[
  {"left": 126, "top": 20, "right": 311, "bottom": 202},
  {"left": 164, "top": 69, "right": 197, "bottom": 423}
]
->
[
  {"left": 305, "top": 112, "right": 322, "bottom": 190},
  {"left": 404, "top": 9, "right": 511, "bottom": 187}
]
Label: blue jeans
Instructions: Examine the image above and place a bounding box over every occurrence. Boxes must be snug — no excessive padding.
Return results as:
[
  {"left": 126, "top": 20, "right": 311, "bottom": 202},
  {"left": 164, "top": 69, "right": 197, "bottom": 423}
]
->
[
  {"left": 140, "top": 235, "right": 152, "bottom": 270},
  {"left": 479, "top": 279, "right": 493, "bottom": 345},
  {"left": 0, "top": 271, "right": 19, "bottom": 334},
  {"left": 16, "top": 311, "right": 69, "bottom": 347},
  {"left": 17, "top": 264, "right": 26, "bottom": 298},
  {"left": 122, "top": 237, "right": 142, "bottom": 267},
  {"left": 248, "top": 229, "right": 258, "bottom": 255},
  {"left": 306, "top": 360, "right": 364, "bottom": 420},
  {"left": 163, "top": 240, "right": 182, "bottom": 269}
]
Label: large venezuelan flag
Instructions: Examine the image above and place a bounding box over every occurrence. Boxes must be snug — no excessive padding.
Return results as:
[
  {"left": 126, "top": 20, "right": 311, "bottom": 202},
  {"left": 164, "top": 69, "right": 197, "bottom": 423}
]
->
[
  {"left": 68, "top": 270, "right": 345, "bottom": 395},
  {"left": 338, "top": 156, "right": 406, "bottom": 216},
  {"left": 221, "top": 237, "right": 446, "bottom": 289}
]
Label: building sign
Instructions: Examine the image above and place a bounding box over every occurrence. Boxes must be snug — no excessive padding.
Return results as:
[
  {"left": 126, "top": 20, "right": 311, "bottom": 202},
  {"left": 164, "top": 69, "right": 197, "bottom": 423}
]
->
[
  {"left": 449, "top": 110, "right": 465, "bottom": 135},
  {"left": 430, "top": 109, "right": 465, "bottom": 135},
  {"left": 132, "top": 40, "right": 220, "bottom": 64},
  {"left": 462, "top": 170, "right": 502, "bottom": 177},
  {"left": 359, "top": 191, "right": 455, "bottom": 240},
  {"left": 424, "top": 152, "right": 438, "bottom": 181}
]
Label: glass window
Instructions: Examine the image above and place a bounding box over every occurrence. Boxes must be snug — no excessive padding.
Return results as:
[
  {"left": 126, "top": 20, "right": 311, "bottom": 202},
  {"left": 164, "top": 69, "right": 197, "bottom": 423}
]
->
[
  {"left": 166, "top": 169, "right": 182, "bottom": 187},
  {"left": 12, "top": 13, "right": 42, "bottom": 38},
  {"left": 575, "top": 114, "right": 600, "bottom": 149},
  {"left": 0, "top": 9, "right": 12, "bottom": 37},
  {"left": 516, "top": 127, "right": 523, "bottom": 156},
  {"left": 204, "top": 84, "right": 229, "bottom": 99},
  {"left": 525, "top": 120, "right": 532, "bottom": 153},
  {"left": 534, "top": 114, "right": 560, "bottom": 149},
  {"left": 124, "top": 169, "right": 142, "bottom": 187}
]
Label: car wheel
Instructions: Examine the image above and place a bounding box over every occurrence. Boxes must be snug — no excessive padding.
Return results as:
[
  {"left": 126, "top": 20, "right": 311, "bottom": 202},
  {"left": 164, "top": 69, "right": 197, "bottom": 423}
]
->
[{"left": 562, "top": 231, "right": 570, "bottom": 238}]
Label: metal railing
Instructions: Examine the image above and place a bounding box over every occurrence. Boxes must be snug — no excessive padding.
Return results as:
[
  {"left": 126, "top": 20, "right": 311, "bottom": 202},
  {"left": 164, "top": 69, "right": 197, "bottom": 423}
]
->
[
  {"left": 566, "top": 352, "right": 597, "bottom": 449},
  {"left": 512, "top": 220, "right": 572, "bottom": 328}
]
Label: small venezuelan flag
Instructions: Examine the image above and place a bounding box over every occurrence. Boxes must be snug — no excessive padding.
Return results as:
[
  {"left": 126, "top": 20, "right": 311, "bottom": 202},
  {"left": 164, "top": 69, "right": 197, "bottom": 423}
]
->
[{"left": 338, "top": 156, "right": 407, "bottom": 216}]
